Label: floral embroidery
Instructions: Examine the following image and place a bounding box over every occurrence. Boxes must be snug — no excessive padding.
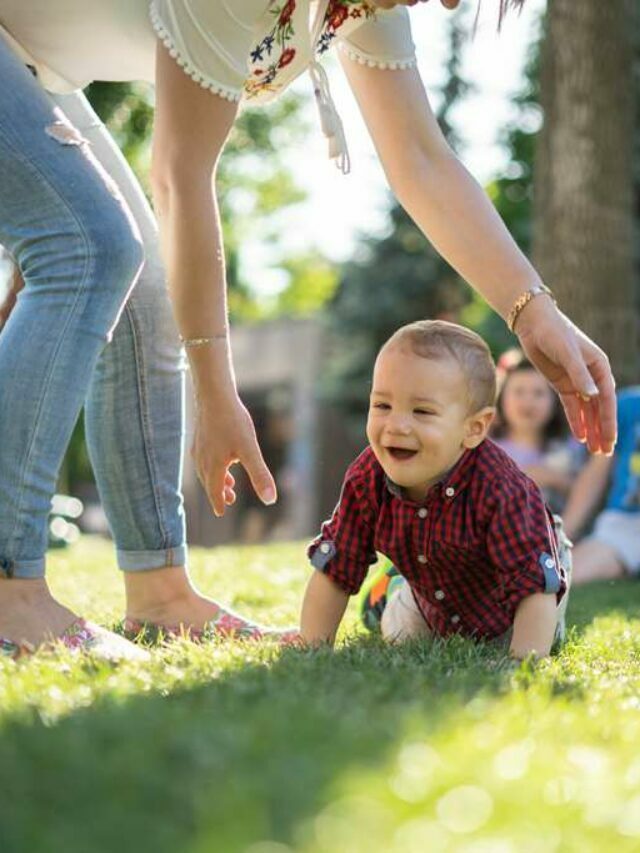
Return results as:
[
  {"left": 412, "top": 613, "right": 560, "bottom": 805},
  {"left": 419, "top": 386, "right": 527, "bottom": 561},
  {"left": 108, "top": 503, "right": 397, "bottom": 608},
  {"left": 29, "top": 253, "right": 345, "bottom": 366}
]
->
[
  {"left": 245, "top": 0, "right": 299, "bottom": 99},
  {"left": 317, "top": 1, "right": 375, "bottom": 55},
  {"left": 245, "top": 0, "right": 375, "bottom": 100}
]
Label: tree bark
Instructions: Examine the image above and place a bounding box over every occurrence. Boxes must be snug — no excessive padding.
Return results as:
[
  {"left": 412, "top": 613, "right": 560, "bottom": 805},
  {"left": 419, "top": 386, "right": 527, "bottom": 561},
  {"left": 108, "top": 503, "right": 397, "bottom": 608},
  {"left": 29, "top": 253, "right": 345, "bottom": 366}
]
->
[{"left": 533, "top": 0, "right": 639, "bottom": 385}]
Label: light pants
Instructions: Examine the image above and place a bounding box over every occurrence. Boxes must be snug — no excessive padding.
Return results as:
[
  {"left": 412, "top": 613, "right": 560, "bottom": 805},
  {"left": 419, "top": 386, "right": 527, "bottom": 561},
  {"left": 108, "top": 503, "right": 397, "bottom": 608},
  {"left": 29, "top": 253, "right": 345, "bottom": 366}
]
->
[{"left": 0, "top": 35, "right": 187, "bottom": 579}]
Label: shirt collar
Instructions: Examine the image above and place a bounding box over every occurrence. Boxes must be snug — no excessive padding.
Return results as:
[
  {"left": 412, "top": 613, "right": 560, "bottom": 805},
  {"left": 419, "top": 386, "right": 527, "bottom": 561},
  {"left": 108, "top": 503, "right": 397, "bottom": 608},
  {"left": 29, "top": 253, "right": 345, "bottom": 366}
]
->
[{"left": 384, "top": 445, "right": 479, "bottom": 504}]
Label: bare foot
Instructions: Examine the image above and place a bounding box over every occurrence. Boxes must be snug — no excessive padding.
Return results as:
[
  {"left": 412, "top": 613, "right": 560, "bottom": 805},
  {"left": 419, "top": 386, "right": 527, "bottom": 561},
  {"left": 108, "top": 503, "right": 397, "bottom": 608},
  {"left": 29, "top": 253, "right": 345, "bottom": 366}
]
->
[
  {"left": 124, "top": 566, "right": 298, "bottom": 641},
  {"left": 0, "top": 578, "right": 78, "bottom": 648},
  {"left": 124, "top": 566, "right": 227, "bottom": 629}
]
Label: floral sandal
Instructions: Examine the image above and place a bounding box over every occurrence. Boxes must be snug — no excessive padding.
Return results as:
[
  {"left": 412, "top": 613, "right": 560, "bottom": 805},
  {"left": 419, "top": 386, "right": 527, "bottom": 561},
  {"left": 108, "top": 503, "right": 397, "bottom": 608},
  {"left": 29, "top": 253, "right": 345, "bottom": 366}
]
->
[
  {"left": 0, "top": 618, "right": 149, "bottom": 662},
  {"left": 124, "top": 606, "right": 301, "bottom": 647}
]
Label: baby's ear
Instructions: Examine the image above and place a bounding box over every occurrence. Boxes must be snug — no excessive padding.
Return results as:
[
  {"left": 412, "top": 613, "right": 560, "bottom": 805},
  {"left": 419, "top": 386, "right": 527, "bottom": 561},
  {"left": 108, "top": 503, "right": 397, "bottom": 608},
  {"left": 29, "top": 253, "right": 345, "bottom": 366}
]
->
[{"left": 463, "top": 407, "right": 496, "bottom": 448}]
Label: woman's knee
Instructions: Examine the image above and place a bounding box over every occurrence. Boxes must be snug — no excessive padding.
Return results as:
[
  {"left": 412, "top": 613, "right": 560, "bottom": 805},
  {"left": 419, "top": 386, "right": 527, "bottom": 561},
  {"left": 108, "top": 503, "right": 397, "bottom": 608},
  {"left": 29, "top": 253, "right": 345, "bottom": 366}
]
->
[{"left": 87, "top": 199, "right": 145, "bottom": 294}]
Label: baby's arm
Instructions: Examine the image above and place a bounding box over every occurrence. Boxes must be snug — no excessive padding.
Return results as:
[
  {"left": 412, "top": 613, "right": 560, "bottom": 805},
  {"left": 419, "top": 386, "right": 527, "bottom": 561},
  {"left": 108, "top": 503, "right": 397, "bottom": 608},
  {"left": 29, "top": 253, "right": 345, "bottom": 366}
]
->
[
  {"left": 509, "top": 593, "right": 559, "bottom": 659},
  {"left": 301, "top": 572, "right": 350, "bottom": 646}
]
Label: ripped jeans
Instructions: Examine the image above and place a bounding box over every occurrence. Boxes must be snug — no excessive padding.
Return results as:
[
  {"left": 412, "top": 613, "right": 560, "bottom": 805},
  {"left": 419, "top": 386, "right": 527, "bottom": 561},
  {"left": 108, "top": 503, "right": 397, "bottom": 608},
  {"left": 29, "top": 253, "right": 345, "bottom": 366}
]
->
[{"left": 0, "top": 35, "right": 187, "bottom": 579}]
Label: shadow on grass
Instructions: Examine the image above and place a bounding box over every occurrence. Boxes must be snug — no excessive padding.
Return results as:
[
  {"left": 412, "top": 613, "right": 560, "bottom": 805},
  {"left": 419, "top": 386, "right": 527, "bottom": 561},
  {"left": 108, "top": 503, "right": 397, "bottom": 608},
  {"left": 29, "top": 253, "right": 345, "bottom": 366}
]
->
[{"left": 0, "top": 635, "right": 514, "bottom": 853}]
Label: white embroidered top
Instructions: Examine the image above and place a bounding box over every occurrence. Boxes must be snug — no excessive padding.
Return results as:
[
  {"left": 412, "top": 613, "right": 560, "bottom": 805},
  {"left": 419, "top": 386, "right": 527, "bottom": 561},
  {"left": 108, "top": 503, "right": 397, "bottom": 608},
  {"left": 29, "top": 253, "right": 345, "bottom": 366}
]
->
[{"left": 0, "top": 1, "right": 417, "bottom": 170}]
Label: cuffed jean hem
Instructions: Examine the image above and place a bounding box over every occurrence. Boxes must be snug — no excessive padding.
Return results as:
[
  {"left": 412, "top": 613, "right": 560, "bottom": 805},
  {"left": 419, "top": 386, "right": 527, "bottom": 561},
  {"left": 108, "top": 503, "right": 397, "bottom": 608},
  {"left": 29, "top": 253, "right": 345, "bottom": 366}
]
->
[
  {"left": 117, "top": 546, "right": 188, "bottom": 572},
  {"left": 0, "top": 556, "right": 46, "bottom": 579}
]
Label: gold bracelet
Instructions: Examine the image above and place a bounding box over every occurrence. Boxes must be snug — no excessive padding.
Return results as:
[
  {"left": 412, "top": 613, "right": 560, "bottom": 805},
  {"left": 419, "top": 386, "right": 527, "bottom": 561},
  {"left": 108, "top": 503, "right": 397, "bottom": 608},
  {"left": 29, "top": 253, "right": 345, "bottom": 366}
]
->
[
  {"left": 179, "top": 333, "right": 228, "bottom": 348},
  {"left": 506, "top": 284, "right": 556, "bottom": 333}
]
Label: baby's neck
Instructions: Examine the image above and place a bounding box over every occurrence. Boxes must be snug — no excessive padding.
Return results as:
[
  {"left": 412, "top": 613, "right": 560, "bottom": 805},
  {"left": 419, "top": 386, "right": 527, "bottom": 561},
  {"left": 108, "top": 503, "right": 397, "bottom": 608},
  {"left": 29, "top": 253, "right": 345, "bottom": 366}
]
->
[{"left": 405, "top": 448, "right": 466, "bottom": 503}]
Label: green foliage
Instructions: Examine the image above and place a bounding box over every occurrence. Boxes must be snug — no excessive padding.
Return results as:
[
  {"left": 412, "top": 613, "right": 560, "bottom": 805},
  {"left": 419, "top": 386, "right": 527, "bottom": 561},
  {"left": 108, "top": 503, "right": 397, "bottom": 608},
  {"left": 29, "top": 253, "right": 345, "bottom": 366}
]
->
[
  {"left": 272, "top": 253, "right": 339, "bottom": 318},
  {"left": 323, "top": 205, "right": 471, "bottom": 426},
  {"left": 1, "top": 539, "right": 640, "bottom": 852},
  {"left": 85, "top": 82, "right": 154, "bottom": 187}
]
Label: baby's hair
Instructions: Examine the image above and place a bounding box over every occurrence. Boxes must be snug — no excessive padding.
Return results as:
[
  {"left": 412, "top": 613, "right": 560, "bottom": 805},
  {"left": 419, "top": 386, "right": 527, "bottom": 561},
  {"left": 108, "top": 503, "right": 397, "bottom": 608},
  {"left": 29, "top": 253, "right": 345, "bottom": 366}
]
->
[
  {"left": 492, "top": 349, "right": 567, "bottom": 446},
  {"left": 384, "top": 320, "right": 497, "bottom": 412}
]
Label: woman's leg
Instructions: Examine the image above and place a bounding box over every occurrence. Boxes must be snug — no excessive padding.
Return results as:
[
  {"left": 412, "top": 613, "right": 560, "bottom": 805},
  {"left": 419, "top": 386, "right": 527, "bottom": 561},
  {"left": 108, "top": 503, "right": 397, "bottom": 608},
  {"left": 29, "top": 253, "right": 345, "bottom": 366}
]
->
[
  {"left": 52, "top": 92, "right": 272, "bottom": 632},
  {"left": 0, "top": 39, "right": 144, "bottom": 646}
]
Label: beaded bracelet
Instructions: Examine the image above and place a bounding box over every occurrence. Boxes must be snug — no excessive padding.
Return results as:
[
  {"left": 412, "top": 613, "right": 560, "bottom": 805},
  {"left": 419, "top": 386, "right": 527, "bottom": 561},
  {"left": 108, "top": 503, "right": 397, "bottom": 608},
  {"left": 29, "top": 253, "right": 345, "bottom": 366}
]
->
[{"left": 506, "top": 283, "right": 556, "bottom": 333}]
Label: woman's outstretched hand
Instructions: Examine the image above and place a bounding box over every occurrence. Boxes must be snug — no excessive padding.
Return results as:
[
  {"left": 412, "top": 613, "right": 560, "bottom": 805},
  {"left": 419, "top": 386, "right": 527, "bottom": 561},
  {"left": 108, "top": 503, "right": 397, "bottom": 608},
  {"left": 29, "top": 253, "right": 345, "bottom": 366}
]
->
[
  {"left": 191, "top": 393, "right": 277, "bottom": 517},
  {"left": 514, "top": 295, "right": 616, "bottom": 456}
]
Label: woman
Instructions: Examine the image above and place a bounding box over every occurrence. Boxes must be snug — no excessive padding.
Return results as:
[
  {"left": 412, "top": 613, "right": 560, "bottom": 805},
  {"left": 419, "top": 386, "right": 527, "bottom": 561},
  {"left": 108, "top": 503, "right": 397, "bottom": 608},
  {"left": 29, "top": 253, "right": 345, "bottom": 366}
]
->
[{"left": 0, "top": 0, "right": 615, "bottom": 658}]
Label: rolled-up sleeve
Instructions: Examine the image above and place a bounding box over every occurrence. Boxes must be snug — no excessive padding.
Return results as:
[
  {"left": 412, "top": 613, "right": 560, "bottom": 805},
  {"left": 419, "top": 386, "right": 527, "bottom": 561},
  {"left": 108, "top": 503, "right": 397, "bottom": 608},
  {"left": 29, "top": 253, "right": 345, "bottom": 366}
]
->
[
  {"left": 307, "top": 470, "right": 377, "bottom": 595},
  {"left": 487, "top": 482, "right": 567, "bottom": 610},
  {"left": 338, "top": 7, "right": 417, "bottom": 70},
  {"left": 150, "top": 0, "right": 270, "bottom": 99}
]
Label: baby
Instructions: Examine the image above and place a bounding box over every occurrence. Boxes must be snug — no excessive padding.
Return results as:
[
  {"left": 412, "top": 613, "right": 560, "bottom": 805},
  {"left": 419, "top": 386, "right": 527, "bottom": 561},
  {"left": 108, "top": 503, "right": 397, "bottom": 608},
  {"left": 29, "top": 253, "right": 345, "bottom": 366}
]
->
[{"left": 301, "top": 320, "right": 571, "bottom": 658}]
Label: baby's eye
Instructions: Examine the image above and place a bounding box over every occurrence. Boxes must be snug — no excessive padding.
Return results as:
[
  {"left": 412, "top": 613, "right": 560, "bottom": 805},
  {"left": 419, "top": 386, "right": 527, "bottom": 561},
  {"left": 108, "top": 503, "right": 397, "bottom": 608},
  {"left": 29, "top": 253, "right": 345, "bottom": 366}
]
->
[
  {"left": 414, "top": 408, "right": 435, "bottom": 416},
  {"left": 372, "top": 402, "right": 390, "bottom": 410}
]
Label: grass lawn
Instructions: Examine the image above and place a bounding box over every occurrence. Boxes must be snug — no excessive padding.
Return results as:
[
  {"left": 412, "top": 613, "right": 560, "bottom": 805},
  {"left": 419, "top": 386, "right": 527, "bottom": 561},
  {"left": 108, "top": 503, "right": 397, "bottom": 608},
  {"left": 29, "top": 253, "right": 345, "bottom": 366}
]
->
[{"left": 1, "top": 537, "right": 640, "bottom": 853}]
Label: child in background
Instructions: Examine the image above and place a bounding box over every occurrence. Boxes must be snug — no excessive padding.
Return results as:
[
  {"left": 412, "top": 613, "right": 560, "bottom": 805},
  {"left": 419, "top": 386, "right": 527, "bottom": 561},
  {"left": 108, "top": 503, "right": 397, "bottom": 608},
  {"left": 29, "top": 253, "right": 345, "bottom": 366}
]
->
[
  {"left": 301, "top": 321, "right": 571, "bottom": 659},
  {"left": 492, "top": 350, "right": 585, "bottom": 514},
  {"left": 563, "top": 387, "right": 640, "bottom": 585}
]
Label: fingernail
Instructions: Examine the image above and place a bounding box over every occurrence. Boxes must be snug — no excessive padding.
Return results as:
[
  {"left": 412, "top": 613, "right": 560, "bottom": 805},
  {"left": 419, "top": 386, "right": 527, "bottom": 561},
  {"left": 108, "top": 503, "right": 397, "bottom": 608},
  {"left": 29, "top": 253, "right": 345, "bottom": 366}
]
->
[{"left": 262, "top": 486, "right": 277, "bottom": 505}]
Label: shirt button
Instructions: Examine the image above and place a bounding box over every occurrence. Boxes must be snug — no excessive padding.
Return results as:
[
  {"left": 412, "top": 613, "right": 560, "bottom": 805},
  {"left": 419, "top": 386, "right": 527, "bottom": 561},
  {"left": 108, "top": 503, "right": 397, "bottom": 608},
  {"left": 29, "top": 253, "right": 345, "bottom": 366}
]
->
[
  {"left": 434, "top": 590, "right": 445, "bottom": 600},
  {"left": 451, "top": 614, "right": 460, "bottom": 624},
  {"left": 417, "top": 507, "right": 428, "bottom": 519},
  {"left": 417, "top": 554, "right": 427, "bottom": 564},
  {"left": 445, "top": 487, "right": 455, "bottom": 498},
  {"left": 545, "top": 558, "right": 555, "bottom": 569},
  {"left": 320, "top": 543, "right": 331, "bottom": 554}
]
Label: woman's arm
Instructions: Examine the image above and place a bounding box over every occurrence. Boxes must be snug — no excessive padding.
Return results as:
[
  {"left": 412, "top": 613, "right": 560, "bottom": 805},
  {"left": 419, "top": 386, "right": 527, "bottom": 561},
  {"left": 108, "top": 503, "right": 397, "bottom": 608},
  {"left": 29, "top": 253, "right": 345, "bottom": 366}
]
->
[
  {"left": 301, "top": 571, "right": 350, "bottom": 645},
  {"left": 510, "top": 592, "right": 558, "bottom": 659},
  {"left": 341, "top": 59, "right": 616, "bottom": 455},
  {"left": 152, "top": 43, "right": 276, "bottom": 516}
]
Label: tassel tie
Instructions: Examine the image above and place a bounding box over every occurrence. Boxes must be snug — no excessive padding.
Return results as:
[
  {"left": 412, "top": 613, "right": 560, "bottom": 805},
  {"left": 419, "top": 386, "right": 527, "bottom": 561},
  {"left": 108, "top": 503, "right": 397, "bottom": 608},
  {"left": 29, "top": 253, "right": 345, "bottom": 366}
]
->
[{"left": 309, "top": 60, "right": 351, "bottom": 176}]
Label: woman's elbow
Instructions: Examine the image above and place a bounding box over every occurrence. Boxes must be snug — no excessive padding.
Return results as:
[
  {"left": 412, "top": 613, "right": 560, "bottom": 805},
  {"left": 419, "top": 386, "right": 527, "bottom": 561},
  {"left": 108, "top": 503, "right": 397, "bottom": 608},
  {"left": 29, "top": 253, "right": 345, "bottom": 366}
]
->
[
  {"left": 150, "top": 156, "right": 215, "bottom": 217},
  {"left": 384, "top": 139, "right": 457, "bottom": 202}
]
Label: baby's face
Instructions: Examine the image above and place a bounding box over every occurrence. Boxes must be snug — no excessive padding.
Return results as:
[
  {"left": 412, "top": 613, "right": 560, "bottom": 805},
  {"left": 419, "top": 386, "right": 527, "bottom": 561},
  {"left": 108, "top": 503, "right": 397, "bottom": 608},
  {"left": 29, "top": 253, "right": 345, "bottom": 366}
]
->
[{"left": 366, "top": 345, "right": 474, "bottom": 501}]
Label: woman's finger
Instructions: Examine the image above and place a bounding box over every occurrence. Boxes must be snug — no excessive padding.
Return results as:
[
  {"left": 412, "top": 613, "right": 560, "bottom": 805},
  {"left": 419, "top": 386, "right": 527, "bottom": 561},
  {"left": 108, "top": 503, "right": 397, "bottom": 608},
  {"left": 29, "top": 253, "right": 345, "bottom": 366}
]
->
[
  {"left": 582, "top": 396, "right": 601, "bottom": 455},
  {"left": 241, "top": 434, "right": 277, "bottom": 506},
  {"left": 587, "top": 352, "right": 617, "bottom": 453},
  {"left": 560, "top": 343, "right": 600, "bottom": 401},
  {"left": 207, "top": 463, "right": 230, "bottom": 518},
  {"left": 559, "top": 391, "right": 587, "bottom": 445}
]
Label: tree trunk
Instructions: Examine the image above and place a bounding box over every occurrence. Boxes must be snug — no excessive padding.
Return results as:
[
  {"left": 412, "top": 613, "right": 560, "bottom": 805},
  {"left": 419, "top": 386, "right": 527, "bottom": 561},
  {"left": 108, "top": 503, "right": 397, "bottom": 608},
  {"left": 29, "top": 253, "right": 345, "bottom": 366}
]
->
[{"left": 533, "top": 0, "right": 639, "bottom": 385}]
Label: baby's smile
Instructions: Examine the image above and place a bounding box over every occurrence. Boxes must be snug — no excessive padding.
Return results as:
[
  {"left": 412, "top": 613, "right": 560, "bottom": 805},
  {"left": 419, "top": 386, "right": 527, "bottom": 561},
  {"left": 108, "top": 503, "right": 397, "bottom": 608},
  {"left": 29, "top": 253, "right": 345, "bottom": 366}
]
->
[{"left": 384, "top": 445, "right": 418, "bottom": 461}]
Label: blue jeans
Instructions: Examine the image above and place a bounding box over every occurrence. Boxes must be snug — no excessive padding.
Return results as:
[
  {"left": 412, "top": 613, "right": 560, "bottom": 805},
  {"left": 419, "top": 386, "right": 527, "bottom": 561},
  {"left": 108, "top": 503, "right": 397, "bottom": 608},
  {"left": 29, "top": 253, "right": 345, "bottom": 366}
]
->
[{"left": 0, "top": 36, "right": 187, "bottom": 579}]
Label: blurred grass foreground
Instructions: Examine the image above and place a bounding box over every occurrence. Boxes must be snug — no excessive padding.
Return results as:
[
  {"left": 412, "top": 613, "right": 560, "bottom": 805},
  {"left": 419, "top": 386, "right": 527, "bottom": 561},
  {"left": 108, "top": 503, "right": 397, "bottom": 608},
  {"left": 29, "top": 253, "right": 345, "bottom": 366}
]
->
[{"left": 1, "top": 537, "right": 640, "bottom": 853}]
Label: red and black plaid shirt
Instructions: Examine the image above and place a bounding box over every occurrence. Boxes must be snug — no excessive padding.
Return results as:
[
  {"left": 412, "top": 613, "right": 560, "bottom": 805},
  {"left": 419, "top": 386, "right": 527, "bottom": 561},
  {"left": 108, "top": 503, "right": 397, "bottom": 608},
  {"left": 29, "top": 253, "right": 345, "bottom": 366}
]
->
[{"left": 308, "top": 438, "right": 567, "bottom": 641}]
